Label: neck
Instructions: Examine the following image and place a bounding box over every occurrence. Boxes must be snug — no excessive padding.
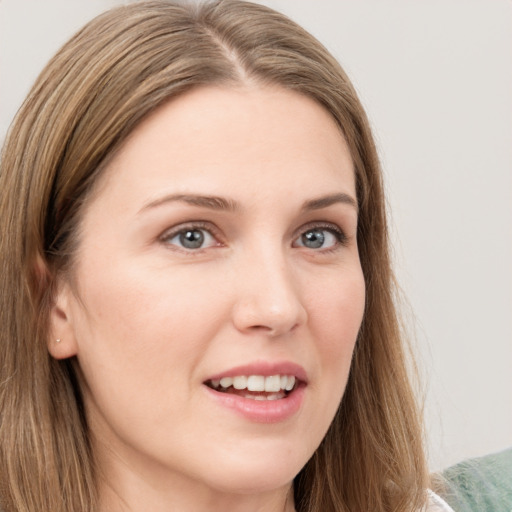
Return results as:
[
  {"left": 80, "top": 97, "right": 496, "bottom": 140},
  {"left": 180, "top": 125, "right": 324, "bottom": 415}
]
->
[{"left": 99, "top": 476, "right": 296, "bottom": 512}]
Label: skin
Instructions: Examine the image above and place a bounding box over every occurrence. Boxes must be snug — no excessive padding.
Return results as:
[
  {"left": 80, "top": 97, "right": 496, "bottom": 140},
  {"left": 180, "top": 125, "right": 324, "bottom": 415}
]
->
[{"left": 49, "top": 85, "right": 366, "bottom": 512}]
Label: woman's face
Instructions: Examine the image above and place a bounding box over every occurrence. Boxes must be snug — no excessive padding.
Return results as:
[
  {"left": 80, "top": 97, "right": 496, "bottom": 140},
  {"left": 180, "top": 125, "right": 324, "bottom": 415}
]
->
[{"left": 50, "top": 86, "right": 365, "bottom": 505}]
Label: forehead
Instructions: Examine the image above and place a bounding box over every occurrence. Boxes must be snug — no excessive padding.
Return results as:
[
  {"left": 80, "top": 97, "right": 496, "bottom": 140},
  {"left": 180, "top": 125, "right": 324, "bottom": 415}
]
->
[{"left": 88, "top": 85, "right": 355, "bottom": 211}]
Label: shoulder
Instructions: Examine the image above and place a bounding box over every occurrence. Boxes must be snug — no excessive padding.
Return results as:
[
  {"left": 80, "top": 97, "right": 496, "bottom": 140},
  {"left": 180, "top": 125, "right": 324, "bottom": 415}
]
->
[
  {"left": 424, "top": 490, "right": 456, "bottom": 512},
  {"left": 440, "top": 447, "right": 512, "bottom": 512}
]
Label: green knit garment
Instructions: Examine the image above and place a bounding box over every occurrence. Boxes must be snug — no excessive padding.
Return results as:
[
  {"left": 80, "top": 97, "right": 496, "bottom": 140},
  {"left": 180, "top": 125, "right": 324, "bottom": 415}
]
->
[{"left": 441, "top": 448, "right": 512, "bottom": 512}]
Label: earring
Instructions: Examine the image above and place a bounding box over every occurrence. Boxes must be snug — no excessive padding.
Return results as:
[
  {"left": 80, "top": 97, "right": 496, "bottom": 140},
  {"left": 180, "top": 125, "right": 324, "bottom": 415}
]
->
[{"left": 56, "top": 338, "right": 61, "bottom": 343}]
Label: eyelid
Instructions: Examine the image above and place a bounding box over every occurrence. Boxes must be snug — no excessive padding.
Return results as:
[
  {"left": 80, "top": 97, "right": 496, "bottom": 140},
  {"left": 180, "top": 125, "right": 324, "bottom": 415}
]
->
[
  {"left": 159, "top": 221, "right": 224, "bottom": 251},
  {"left": 293, "top": 221, "right": 348, "bottom": 249},
  {"left": 158, "top": 220, "right": 349, "bottom": 253}
]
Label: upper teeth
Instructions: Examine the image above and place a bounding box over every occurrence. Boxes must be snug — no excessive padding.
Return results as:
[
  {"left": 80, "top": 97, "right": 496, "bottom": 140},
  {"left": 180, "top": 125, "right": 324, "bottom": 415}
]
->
[{"left": 211, "top": 375, "right": 296, "bottom": 392}]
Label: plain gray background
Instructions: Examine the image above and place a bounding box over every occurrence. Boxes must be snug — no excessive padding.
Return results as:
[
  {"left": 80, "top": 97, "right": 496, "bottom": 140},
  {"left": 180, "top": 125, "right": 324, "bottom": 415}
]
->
[{"left": 1, "top": 0, "right": 511, "bottom": 471}]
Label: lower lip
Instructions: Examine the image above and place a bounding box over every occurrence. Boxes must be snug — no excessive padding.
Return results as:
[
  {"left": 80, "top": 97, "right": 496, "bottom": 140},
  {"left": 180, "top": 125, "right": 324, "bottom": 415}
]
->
[{"left": 204, "top": 384, "right": 305, "bottom": 423}]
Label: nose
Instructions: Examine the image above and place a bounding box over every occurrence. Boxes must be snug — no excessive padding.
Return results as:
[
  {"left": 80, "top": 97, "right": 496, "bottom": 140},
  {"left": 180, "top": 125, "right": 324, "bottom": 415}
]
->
[{"left": 231, "top": 249, "right": 307, "bottom": 337}]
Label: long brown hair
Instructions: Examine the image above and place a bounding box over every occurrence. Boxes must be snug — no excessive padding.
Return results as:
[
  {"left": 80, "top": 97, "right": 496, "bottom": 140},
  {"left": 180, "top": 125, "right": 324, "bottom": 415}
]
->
[{"left": 0, "top": 1, "right": 428, "bottom": 510}]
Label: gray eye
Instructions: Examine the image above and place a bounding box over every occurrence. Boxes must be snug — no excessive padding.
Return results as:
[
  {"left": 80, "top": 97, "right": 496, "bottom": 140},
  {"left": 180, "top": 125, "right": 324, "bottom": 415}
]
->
[
  {"left": 296, "top": 228, "right": 338, "bottom": 250},
  {"left": 301, "top": 230, "right": 325, "bottom": 248},
  {"left": 167, "top": 228, "right": 216, "bottom": 250},
  {"left": 179, "top": 229, "right": 205, "bottom": 249}
]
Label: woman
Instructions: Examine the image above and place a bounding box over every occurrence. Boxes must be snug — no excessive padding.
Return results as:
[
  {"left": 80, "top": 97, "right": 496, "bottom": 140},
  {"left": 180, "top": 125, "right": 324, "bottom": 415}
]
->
[{"left": 0, "top": 1, "right": 453, "bottom": 511}]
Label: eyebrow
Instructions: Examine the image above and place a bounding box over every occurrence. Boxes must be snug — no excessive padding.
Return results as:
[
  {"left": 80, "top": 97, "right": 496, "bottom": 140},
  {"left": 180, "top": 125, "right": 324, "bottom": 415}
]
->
[
  {"left": 139, "top": 191, "right": 358, "bottom": 214},
  {"left": 139, "top": 194, "right": 240, "bottom": 213},
  {"left": 301, "top": 193, "right": 358, "bottom": 212}
]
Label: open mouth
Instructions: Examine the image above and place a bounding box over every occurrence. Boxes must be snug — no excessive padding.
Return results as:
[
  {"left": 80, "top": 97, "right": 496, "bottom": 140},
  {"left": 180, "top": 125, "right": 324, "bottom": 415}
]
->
[{"left": 204, "top": 374, "right": 299, "bottom": 401}]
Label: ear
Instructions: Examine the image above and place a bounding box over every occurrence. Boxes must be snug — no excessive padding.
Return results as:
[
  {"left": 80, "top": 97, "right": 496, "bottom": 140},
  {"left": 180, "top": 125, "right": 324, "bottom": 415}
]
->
[{"left": 47, "top": 273, "right": 79, "bottom": 360}]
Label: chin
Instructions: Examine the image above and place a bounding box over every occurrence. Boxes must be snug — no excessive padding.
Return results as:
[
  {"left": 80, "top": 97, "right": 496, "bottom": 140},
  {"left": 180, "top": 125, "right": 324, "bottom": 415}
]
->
[
  {"left": 197, "top": 445, "right": 306, "bottom": 495},
  {"left": 210, "top": 470, "right": 296, "bottom": 496}
]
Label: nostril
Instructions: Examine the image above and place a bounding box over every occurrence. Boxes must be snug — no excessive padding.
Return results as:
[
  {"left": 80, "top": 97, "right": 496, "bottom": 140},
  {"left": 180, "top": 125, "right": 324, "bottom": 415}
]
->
[
  {"left": 249, "top": 325, "right": 272, "bottom": 331},
  {"left": 247, "top": 322, "right": 300, "bottom": 337}
]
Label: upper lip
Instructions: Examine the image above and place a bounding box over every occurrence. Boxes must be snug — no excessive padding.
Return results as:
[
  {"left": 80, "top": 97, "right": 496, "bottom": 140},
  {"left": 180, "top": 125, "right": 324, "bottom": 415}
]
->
[{"left": 204, "top": 361, "right": 308, "bottom": 384}]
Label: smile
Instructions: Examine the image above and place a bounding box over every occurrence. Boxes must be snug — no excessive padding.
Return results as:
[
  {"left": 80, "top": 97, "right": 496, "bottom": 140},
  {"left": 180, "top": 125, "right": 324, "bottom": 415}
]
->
[
  {"left": 203, "top": 362, "right": 307, "bottom": 422},
  {"left": 206, "top": 375, "right": 297, "bottom": 401}
]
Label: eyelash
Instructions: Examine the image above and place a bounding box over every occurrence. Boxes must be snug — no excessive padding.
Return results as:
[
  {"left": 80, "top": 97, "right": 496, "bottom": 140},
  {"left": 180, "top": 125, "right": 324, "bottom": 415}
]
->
[
  {"left": 294, "top": 222, "right": 348, "bottom": 252},
  {"left": 160, "top": 221, "right": 223, "bottom": 252},
  {"left": 159, "top": 221, "right": 348, "bottom": 253}
]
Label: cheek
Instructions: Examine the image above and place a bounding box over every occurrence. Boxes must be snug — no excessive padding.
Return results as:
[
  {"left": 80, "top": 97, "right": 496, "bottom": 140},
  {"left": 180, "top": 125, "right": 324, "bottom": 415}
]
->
[
  {"left": 70, "top": 260, "right": 228, "bottom": 399},
  {"left": 307, "top": 267, "right": 365, "bottom": 389},
  {"left": 309, "top": 265, "right": 365, "bottom": 342},
  {"left": 75, "top": 258, "right": 224, "bottom": 342},
  {"left": 68, "top": 261, "right": 232, "bottom": 450}
]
